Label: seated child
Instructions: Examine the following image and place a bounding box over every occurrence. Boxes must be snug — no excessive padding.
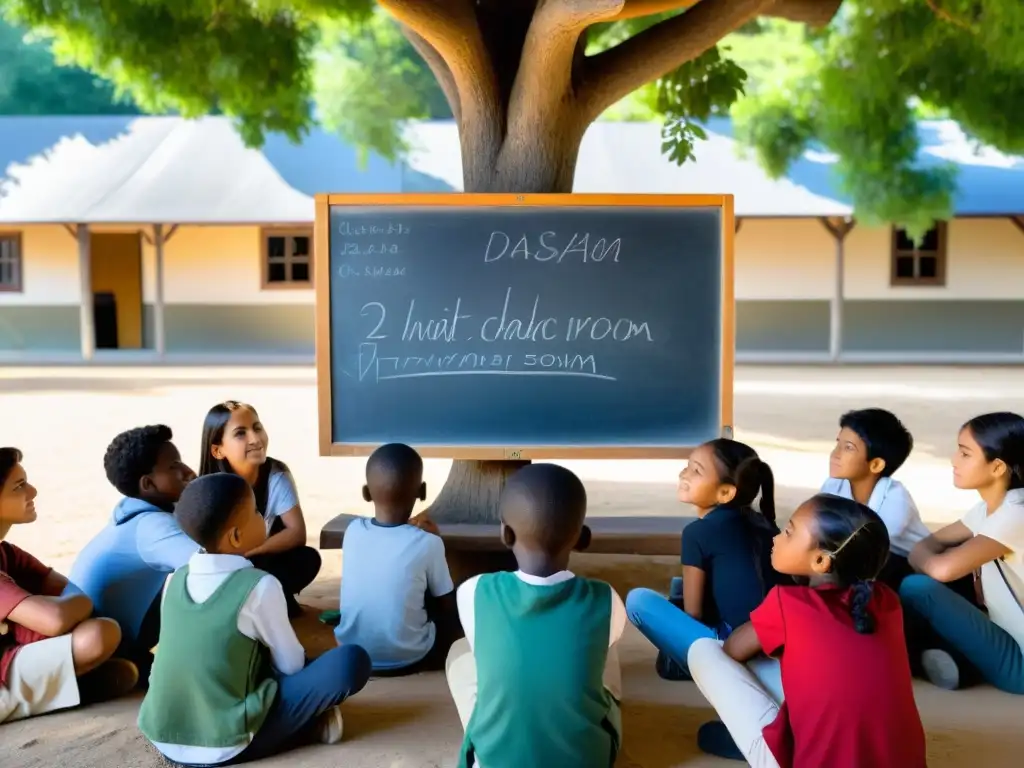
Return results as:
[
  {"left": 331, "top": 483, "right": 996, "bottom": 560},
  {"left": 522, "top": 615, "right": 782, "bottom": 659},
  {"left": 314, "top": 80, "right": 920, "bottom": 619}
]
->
[
  {"left": 687, "top": 493, "right": 926, "bottom": 768},
  {"left": 821, "top": 407, "right": 930, "bottom": 586},
  {"left": 199, "top": 400, "right": 321, "bottom": 617},
  {"left": 334, "top": 443, "right": 460, "bottom": 675},
  {"left": 1, "top": 447, "right": 137, "bottom": 724},
  {"left": 138, "top": 473, "right": 371, "bottom": 765},
  {"left": 627, "top": 439, "right": 782, "bottom": 681},
  {"left": 70, "top": 425, "right": 198, "bottom": 681},
  {"left": 902, "top": 411, "right": 1024, "bottom": 694},
  {"left": 446, "top": 463, "right": 625, "bottom": 768}
]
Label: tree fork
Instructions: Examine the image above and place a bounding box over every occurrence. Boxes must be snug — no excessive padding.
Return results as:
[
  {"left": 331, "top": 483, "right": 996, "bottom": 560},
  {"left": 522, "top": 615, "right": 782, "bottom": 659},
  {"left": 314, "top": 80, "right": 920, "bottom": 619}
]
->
[{"left": 383, "top": 0, "right": 844, "bottom": 529}]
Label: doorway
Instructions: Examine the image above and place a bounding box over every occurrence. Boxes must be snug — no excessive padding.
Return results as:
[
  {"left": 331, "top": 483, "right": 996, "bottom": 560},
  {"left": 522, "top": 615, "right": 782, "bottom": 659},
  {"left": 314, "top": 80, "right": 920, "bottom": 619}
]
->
[{"left": 90, "top": 233, "right": 143, "bottom": 349}]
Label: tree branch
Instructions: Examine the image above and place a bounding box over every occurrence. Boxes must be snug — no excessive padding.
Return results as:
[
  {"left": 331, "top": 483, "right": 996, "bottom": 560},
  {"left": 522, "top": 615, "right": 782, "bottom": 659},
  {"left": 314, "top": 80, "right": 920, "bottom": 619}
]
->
[
  {"left": 380, "top": 0, "right": 503, "bottom": 183},
  {"left": 400, "top": 25, "right": 461, "bottom": 124},
  {"left": 613, "top": 0, "right": 842, "bottom": 24},
  {"left": 767, "top": 0, "right": 844, "bottom": 27},
  {"left": 506, "top": 0, "right": 624, "bottom": 140},
  {"left": 579, "top": 0, "right": 776, "bottom": 121},
  {"left": 613, "top": 0, "right": 700, "bottom": 20}
]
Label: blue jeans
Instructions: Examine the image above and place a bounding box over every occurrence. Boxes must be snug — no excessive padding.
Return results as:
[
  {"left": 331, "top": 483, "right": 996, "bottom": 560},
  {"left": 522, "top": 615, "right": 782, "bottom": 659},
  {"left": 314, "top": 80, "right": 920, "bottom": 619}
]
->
[
  {"left": 227, "top": 644, "right": 372, "bottom": 763},
  {"left": 626, "top": 588, "right": 718, "bottom": 676},
  {"left": 899, "top": 574, "right": 1024, "bottom": 695}
]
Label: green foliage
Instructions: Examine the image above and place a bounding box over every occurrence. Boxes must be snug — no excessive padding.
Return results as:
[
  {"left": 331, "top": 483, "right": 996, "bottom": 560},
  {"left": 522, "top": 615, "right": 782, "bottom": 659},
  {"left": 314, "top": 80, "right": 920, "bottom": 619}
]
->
[
  {"left": 0, "top": 19, "right": 139, "bottom": 114},
  {"left": 725, "top": 3, "right": 1024, "bottom": 236},
  {"left": 0, "top": 0, "right": 343, "bottom": 145},
  {"left": 313, "top": 11, "right": 450, "bottom": 164}
]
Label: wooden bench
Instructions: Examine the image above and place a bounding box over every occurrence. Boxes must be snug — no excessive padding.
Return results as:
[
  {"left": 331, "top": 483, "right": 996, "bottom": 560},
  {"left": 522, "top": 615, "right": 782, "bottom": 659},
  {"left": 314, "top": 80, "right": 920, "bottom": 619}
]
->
[{"left": 320, "top": 514, "right": 692, "bottom": 556}]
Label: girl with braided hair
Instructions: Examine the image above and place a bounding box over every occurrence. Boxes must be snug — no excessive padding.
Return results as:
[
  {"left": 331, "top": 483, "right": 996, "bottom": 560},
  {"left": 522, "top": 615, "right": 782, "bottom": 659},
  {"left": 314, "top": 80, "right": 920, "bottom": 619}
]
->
[{"left": 688, "top": 493, "right": 926, "bottom": 768}]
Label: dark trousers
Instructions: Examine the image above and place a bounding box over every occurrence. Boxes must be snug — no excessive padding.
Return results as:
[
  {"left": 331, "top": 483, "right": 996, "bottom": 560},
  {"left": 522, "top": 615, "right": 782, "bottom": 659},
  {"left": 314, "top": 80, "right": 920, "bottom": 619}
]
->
[
  {"left": 225, "top": 644, "right": 372, "bottom": 763},
  {"left": 124, "top": 594, "right": 163, "bottom": 686},
  {"left": 249, "top": 546, "right": 322, "bottom": 615},
  {"left": 900, "top": 574, "right": 1024, "bottom": 694}
]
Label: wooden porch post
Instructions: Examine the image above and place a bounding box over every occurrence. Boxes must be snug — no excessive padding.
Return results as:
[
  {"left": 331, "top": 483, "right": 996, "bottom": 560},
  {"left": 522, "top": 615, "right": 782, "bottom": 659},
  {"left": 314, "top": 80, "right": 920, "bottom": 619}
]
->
[
  {"left": 77, "top": 224, "right": 95, "bottom": 361},
  {"left": 819, "top": 216, "right": 856, "bottom": 362},
  {"left": 153, "top": 224, "right": 166, "bottom": 359}
]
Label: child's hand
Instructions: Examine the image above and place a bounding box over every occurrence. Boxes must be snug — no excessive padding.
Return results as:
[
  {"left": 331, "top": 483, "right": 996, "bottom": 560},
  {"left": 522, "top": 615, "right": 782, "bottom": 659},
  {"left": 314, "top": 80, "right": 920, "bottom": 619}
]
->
[{"left": 410, "top": 512, "right": 441, "bottom": 536}]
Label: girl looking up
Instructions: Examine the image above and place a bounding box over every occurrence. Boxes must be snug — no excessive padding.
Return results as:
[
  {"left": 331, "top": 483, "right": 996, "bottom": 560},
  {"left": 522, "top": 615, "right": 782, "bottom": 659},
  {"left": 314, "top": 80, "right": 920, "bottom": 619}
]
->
[
  {"left": 688, "top": 493, "right": 925, "bottom": 768},
  {"left": 902, "top": 411, "right": 1024, "bottom": 693},
  {"left": 626, "top": 438, "right": 782, "bottom": 681},
  {"left": 199, "top": 401, "right": 321, "bottom": 617}
]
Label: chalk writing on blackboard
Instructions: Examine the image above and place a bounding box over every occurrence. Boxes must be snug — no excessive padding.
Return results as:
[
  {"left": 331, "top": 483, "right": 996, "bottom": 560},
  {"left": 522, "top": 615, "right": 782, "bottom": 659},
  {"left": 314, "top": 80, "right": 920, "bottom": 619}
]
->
[
  {"left": 338, "top": 221, "right": 410, "bottom": 236},
  {"left": 483, "top": 231, "right": 622, "bottom": 264},
  {"left": 356, "top": 343, "right": 615, "bottom": 383}
]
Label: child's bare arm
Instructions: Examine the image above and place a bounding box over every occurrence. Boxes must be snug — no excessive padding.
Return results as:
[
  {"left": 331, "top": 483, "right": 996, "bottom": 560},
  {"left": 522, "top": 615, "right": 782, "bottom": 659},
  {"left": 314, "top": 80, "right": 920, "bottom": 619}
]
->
[
  {"left": 723, "top": 622, "right": 762, "bottom": 663},
  {"left": 39, "top": 569, "right": 70, "bottom": 596},
  {"left": 6, "top": 593, "right": 93, "bottom": 637}
]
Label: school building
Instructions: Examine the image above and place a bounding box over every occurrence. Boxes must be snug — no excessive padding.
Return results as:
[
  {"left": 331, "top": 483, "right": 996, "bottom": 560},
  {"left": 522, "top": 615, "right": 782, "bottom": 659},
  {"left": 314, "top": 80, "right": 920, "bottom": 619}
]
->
[{"left": 1, "top": 115, "right": 1022, "bottom": 364}]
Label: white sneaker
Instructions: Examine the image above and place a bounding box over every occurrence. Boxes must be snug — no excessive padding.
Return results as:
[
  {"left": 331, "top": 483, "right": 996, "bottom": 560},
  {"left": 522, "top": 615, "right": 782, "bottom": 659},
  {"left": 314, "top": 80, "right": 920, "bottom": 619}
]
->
[{"left": 315, "top": 705, "right": 345, "bottom": 744}]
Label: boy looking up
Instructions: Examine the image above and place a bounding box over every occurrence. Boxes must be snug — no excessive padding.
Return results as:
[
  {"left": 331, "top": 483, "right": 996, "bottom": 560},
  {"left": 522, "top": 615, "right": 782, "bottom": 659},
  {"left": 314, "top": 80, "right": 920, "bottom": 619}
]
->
[
  {"left": 71, "top": 425, "right": 198, "bottom": 682},
  {"left": 446, "top": 463, "right": 626, "bottom": 768},
  {"left": 821, "top": 408, "right": 930, "bottom": 585},
  {"left": 335, "top": 443, "right": 460, "bottom": 674},
  {"left": 139, "top": 473, "right": 371, "bottom": 765}
]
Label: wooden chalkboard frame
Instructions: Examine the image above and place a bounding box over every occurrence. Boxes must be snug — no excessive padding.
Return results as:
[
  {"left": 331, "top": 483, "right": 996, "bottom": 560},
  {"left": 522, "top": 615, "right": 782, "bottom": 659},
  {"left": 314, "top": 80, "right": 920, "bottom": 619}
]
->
[{"left": 314, "top": 193, "right": 735, "bottom": 459}]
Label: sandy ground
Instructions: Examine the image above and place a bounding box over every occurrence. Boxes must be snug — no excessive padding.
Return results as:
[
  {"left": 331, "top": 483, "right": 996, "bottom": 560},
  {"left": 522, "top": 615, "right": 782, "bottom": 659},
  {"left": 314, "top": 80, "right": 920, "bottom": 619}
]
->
[{"left": 1, "top": 365, "right": 1023, "bottom": 767}]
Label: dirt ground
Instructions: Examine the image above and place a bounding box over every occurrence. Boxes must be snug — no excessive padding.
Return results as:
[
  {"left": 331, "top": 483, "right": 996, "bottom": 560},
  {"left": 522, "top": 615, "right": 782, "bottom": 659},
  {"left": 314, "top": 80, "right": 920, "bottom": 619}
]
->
[{"left": 1, "top": 365, "right": 1023, "bottom": 767}]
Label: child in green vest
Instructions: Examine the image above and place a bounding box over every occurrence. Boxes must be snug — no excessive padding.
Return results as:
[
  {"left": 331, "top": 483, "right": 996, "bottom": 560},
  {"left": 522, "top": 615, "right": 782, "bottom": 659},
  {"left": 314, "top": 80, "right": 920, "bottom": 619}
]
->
[
  {"left": 446, "top": 463, "right": 625, "bottom": 768},
  {"left": 138, "top": 473, "right": 371, "bottom": 765}
]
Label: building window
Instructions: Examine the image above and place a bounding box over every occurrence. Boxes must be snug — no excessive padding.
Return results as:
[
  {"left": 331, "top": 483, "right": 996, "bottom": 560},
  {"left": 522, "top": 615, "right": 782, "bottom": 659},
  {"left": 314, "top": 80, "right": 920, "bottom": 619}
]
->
[
  {"left": 0, "top": 233, "right": 22, "bottom": 292},
  {"left": 261, "top": 228, "right": 313, "bottom": 288},
  {"left": 890, "top": 222, "right": 946, "bottom": 287}
]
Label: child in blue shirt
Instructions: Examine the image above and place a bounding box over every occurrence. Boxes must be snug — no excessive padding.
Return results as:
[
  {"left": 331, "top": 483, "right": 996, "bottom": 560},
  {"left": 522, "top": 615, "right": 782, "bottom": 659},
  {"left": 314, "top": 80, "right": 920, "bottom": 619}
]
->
[
  {"left": 70, "top": 425, "right": 198, "bottom": 683},
  {"left": 334, "top": 443, "right": 459, "bottom": 674},
  {"left": 821, "top": 408, "right": 931, "bottom": 587}
]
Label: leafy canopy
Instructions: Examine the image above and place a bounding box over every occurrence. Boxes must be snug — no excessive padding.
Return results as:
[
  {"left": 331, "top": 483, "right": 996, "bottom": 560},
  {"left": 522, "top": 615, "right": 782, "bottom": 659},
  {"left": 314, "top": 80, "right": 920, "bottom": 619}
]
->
[{"left": 3, "top": 1, "right": 1023, "bottom": 233}]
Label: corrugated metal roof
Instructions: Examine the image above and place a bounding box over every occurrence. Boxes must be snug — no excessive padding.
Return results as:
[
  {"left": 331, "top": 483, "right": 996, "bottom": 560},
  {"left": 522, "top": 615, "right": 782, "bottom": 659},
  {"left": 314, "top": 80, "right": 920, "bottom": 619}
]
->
[{"left": 1, "top": 115, "right": 1022, "bottom": 224}]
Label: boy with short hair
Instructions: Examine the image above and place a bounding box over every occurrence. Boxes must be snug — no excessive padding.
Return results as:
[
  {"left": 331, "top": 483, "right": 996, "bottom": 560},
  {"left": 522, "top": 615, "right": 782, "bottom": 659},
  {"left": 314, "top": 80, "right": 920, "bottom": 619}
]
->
[
  {"left": 334, "top": 443, "right": 460, "bottom": 674},
  {"left": 70, "top": 425, "right": 198, "bottom": 681},
  {"left": 821, "top": 408, "right": 930, "bottom": 584},
  {"left": 1, "top": 447, "right": 137, "bottom": 723},
  {"left": 139, "top": 473, "right": 371, "bottom": 764},
  {"left": 446, "top": 463, "right": 626, "bottom": 768}
]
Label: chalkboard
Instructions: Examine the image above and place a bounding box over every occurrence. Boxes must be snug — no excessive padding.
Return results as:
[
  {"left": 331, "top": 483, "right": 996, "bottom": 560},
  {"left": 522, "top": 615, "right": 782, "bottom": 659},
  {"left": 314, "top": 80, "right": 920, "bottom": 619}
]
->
[{"left": 314, "top": 194, "right": 734, "bottom": 458}]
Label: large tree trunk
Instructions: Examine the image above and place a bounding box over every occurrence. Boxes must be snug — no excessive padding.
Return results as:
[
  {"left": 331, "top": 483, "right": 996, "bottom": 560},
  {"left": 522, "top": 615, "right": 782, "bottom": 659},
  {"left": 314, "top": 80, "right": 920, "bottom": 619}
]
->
[{"left": 382, "top": 0, "right": 842, "bottom": 529}]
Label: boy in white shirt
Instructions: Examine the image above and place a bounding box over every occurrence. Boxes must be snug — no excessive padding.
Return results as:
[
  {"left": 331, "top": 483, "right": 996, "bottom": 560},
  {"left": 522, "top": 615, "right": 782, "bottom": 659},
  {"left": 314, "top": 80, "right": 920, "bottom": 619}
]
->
[
  {"left": 138, "top": 473, "right": 371, "bottom": 765},
  {"left": 821, "top": 408, "right": 931, "bottom": 586}
]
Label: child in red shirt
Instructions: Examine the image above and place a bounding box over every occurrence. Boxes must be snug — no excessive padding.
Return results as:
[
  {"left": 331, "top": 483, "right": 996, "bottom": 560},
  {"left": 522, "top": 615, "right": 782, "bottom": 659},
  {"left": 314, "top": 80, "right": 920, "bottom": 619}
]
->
[
  {"left": 687, "top": 493, "right": 926, "bottom": 768},
  {"left": 0, "top": 447, "right": 137, "bottom": 723}
]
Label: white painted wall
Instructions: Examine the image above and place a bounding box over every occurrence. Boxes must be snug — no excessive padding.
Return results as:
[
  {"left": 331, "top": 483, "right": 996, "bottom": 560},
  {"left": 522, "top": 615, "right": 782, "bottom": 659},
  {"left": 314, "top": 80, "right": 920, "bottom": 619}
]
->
[
  {"left": 6, "top": 219, "right": 1023, "bottom": 308},
  {"left": 0, "top": 225, "right": 80, "bottom": 305}
]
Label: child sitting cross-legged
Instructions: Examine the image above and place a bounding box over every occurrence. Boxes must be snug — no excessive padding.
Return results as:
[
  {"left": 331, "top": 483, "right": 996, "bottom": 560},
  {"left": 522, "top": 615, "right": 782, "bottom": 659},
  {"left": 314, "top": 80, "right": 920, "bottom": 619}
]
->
[
  {"left": 687, "top": 493, "right": 926, "bottom": 768},
  {"left": 1, "top": 448, "right": 137, "bottom": 724},
  {"left": 70, "top": 425, "right": 198, "bottom": 684},
  {"left": 446, "top": 463, "right": 626, "bottom": 768},
  {"left": 334, "top": 443, "right": 460, "bottom": 675},
  {"left": 138, "top": 473, "right": 371, "bottom": 765}
]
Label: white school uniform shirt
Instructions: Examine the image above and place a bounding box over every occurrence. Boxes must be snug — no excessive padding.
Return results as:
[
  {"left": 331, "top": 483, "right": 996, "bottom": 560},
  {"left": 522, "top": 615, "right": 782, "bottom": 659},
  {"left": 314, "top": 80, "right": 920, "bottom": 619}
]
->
[
  {"left": 820, "top": 476, "right": 930, "bottom": 556},
  {"left": 961, "top": 489, "right": 1024, "bottom": 656},
  {"left": 151, "top": 552, "right": 305, "bottom": 766},
  {"left": 456, "top": 570, "right": 627, "bottom": 700}
]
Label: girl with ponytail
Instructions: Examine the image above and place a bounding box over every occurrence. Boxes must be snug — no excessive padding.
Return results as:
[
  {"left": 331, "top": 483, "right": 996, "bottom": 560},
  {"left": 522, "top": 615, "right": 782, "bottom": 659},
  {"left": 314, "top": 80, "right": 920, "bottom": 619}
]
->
[
  {"left": 625, "top": 438, "right": 784, "bottom": 681},
  {"left": 687, "top": 493, "right": 926, "bottom": 767}
]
